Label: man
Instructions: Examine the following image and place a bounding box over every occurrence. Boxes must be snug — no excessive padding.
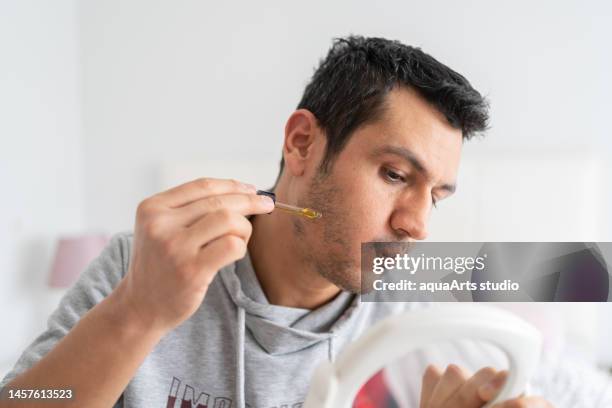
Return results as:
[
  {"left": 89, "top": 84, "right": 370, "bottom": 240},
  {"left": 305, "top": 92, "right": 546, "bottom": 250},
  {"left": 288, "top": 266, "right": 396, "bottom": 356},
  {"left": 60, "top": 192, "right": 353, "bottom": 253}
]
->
[{"left": 0, "top": 36, "right": 552, "bottom": 407}]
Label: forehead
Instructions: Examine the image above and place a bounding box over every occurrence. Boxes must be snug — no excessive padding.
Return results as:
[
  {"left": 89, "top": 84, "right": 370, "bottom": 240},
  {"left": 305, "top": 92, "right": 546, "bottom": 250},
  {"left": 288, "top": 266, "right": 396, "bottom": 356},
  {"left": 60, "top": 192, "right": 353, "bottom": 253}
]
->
[{"left": 342, "top": 86, "right": 463, "bottom": 178}]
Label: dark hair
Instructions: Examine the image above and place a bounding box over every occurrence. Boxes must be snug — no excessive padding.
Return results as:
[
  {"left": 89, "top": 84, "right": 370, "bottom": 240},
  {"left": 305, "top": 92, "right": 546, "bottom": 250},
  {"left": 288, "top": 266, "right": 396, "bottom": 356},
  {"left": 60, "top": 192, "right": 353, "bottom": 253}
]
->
[{"left": 276, "top": 35, "right": 489, "bottom": 182}]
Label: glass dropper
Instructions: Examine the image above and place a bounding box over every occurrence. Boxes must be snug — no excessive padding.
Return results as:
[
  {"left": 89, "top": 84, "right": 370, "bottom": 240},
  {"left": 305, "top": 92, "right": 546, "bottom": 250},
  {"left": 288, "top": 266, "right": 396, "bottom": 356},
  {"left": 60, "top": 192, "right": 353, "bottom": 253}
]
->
[{"left": 256, "top": 190, "right": 322, "bottom": 219}]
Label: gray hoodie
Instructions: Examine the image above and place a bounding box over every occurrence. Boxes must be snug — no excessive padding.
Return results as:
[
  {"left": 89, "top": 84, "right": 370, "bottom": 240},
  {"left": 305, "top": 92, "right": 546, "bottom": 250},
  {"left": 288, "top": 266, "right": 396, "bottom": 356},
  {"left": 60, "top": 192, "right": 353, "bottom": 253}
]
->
[{"left": 0, "top": 231, "right": 413, "bottom": 407}]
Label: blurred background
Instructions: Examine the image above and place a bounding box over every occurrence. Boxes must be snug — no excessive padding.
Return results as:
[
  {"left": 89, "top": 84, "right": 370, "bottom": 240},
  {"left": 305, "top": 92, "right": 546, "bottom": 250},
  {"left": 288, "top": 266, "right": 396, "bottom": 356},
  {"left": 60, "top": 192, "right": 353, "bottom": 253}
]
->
[{"left": 1, "top": 0, "right": 611, "bottom": 385}]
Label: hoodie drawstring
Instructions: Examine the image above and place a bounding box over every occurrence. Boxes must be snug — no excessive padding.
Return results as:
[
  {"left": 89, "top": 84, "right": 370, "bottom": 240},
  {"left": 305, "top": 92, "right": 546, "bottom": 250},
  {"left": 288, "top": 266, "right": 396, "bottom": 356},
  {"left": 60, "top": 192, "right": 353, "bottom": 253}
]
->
[{"left": 236, "top": 306, "right": 246, "bottom": 408}]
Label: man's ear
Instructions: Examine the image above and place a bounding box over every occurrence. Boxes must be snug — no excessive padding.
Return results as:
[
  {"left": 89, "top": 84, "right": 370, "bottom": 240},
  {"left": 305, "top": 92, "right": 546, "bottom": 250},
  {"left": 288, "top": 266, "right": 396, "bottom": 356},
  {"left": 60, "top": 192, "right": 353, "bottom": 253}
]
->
[{"left": 283, "top": 109, "right": 322, "bottom": 176}]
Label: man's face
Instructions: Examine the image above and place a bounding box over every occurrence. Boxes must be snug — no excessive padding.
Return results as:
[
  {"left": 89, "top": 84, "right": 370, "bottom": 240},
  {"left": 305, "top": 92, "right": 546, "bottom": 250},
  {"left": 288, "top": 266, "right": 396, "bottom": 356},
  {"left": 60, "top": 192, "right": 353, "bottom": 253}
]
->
[{"left": 295, "top": 87, "right": 463, "bottom": 293}]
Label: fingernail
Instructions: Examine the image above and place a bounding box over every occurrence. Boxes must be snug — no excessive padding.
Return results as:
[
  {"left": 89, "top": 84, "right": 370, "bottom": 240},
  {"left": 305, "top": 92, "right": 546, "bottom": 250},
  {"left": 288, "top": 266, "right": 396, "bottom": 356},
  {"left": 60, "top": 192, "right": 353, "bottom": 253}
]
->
[
  {"left": 479, "top": 373, "right": 506, "bottom": 399},
  {"left": 259, "top": 195, "right": 275, "bottom": 209}
]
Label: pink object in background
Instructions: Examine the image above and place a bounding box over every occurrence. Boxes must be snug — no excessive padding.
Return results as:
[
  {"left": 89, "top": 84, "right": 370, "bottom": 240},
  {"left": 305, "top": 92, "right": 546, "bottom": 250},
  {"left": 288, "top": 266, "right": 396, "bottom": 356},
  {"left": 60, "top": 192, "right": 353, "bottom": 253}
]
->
[{"left": 48, "top": 234, "right": 110, "bottom": 288}]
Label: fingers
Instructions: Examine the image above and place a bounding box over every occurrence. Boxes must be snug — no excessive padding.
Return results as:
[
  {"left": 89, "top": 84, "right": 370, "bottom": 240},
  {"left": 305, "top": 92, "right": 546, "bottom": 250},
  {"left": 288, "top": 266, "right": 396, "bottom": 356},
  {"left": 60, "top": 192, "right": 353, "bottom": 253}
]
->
[
  {"left": 420, "top": 365, "right": 442, "bottom": 408},
  {"left": 492, "top": 396, "right": 553, "bottom": 408},
  {"left": 443, "top": 366, "right": 498, "bottom": 408},
  {"left": 126, "top": 177, "right": 272, "bottom": 333},
  {"left": 478, "top": 370, "right": 508, "bottom": 401},
  {"left": 182, "top": 209, "right": 254, "bottom": 254},
  {"left": 194, "top": 234, "right": 248, "bottom": 285},
  {"left": 176, "top": 193, "right": 275, "bottom": 227},
  {"left": 156, "top": 177, "right": 256, "bottom": 208},
  {"left": 428, "top": 364, "right": 470, "bottom": 407},
  {"left": 419, "top": 365, "right": 550, "bottom": 408}
]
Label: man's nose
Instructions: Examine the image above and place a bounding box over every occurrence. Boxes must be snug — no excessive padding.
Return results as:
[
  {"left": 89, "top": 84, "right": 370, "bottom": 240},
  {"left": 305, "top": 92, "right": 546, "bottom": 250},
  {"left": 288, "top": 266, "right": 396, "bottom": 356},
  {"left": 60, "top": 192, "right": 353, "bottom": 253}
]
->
[{"left": 389, "top": 192, "right": 430, "bottom": 241}]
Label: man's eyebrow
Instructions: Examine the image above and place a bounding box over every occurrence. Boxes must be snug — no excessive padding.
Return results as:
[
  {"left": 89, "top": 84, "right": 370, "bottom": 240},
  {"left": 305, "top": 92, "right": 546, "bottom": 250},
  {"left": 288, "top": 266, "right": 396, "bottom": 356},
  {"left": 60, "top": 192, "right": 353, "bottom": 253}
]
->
[{"left": 372, "top": 145, "right": 457, "bottom": 194}]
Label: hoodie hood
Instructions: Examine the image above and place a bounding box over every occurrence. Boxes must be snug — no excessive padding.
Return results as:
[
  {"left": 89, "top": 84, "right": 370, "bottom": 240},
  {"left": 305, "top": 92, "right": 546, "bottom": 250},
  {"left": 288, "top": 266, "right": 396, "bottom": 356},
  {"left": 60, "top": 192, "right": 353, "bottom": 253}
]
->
[
  {"left": 219, "top": 251, "right": 362, "bottom": 356},
  {"left": 219, "top": 251, "right": 366, "bottom": 407}
]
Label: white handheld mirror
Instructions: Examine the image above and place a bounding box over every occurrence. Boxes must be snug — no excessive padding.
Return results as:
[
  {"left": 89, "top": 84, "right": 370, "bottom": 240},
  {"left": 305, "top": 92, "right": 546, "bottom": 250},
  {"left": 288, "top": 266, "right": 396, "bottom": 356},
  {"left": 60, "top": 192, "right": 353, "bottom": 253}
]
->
[{"left": 303, "top": 305, "right": 542, "bottom": 408}]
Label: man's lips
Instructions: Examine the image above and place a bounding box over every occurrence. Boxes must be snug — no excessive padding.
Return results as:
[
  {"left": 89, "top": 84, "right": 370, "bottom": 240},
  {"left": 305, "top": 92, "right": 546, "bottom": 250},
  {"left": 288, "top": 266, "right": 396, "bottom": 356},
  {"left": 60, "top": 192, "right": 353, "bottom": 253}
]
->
[{"left": 371, "top": 241, "right": 415, "bottom": 258}]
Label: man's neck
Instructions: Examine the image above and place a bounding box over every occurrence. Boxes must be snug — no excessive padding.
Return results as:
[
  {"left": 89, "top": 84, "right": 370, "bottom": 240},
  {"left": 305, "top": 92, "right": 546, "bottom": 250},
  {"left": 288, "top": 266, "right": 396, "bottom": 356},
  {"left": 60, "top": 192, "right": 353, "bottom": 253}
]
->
[{"left": 247, "top": 210, "right": 341, "bottom": 310}]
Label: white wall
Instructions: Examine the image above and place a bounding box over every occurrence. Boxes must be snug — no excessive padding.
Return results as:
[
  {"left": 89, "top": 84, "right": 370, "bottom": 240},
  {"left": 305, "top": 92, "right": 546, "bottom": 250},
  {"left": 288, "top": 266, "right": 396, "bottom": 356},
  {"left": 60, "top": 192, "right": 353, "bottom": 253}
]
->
[
  {"left": 78, "top": 0, "right": 612, "bottom": 235},
  {"left": 0, "top": 0, "right": 83, "bottom": 366}
]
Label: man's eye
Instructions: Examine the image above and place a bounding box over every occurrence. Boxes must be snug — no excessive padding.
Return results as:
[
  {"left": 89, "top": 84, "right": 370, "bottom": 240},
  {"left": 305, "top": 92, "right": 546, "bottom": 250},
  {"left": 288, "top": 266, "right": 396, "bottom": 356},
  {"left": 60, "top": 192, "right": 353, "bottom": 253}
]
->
[{"left": 383, "top": 168, "right": 405, "bottom": 183}]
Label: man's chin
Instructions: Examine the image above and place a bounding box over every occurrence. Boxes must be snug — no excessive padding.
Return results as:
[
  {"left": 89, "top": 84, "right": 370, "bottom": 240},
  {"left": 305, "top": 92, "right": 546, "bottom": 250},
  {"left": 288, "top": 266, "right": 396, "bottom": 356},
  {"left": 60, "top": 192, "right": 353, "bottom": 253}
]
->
[
  {"left": 326, "top": 270, "right": 377, "bottom": 295},
  {"left": 313, "top": 261, "right": 365, "bottom": 295}
]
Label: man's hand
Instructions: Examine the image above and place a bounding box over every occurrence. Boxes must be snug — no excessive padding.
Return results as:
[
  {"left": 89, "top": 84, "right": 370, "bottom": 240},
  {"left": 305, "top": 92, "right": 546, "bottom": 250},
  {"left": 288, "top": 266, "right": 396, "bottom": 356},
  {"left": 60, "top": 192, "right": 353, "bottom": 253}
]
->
[
  {"left": 419, "top": 364, "right": 554, "bottom": 408},
  {"left": 0, "top": 178, "right": 275, "bottom": 408},
  {"left": 115, "top": 178, "right": 275, "bottom": 334}
]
